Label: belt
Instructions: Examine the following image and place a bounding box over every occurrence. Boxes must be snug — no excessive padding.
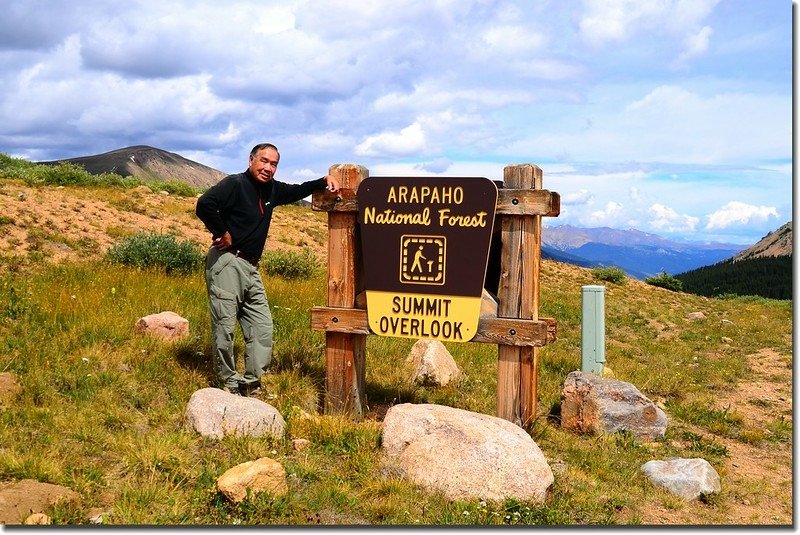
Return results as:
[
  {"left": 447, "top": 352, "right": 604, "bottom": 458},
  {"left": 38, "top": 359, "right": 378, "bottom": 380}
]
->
[{"left": 232, "top": 250, "right": 260, "bottom": 267}]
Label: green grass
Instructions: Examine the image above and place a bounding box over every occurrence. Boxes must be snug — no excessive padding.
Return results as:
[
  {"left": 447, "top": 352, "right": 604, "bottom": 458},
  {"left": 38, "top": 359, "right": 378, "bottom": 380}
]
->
[{"left": 0, "top": 248, "right": 791, "bottom": 525}]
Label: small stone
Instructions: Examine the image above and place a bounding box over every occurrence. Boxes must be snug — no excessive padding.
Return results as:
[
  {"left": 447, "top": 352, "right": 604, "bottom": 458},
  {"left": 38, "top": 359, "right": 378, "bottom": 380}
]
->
[
  {"left": 217, "top": 457, "right": 288, "bottom": 503},
  {"left": 641, "top": 458, "right": 721, "bottom": 501},
  {"left": 292, "top": 438, "right": 311, "bottom": 451},
  {"left": 24, "top": 513, "right": 51, "bottom": 525}
]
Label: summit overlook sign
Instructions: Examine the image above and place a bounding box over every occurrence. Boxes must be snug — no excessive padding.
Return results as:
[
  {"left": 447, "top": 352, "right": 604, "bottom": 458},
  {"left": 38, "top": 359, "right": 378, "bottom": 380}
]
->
[
  {"left": 357, "top": 177, "right": 498, "bottom": 342},
  {"left": 311, "top": 162, "right": 560, "bottom": 424}
]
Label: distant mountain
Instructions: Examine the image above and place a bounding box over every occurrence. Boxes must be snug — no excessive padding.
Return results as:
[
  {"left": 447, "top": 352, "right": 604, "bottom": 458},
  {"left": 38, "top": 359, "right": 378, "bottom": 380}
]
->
[
  {"left": 542, "top": 224, "right": 744, "bottom": 279},
  {"left": 732, "top": 221, "right": 792, "bottom": 261},
  {"left": 39, "top": 145, "right": 225, "bottom": 188}
]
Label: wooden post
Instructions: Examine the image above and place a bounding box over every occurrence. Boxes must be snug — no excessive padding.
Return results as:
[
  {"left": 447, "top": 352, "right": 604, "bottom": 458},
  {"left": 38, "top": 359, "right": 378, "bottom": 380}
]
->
[
  {"left": 496, "top": 164, "right": 543, "bottom": 426},
  {"left": 324, "top": 163, "right": 368, "bottom": 417}
]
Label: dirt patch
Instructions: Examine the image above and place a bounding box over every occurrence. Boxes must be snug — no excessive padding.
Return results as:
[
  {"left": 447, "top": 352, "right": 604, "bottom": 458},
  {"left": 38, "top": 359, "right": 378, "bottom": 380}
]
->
[
  {"left": 635, "top": 347, "right": 793, "bottom": 526},
  {"left": 0, "top": 479, "right": 80, "bottom": 524}
]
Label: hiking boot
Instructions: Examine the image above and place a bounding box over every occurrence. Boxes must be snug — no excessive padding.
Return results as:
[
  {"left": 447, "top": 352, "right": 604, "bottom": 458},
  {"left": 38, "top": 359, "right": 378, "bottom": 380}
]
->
[
  {"left": 241, "top": 382, "right": 263, "bottom": 397},
  {"left": 223, "top": 385, "right": 243, "bottom": 396}
]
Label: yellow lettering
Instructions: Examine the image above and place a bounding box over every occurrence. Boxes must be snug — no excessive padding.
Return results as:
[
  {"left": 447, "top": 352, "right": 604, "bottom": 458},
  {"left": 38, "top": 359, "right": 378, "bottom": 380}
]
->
[
  {"left": 383, "top": 186, "right": 465, "bottom": 204},
  {"left": 437, "top": 209, "right": 488, "bottom": 228}
]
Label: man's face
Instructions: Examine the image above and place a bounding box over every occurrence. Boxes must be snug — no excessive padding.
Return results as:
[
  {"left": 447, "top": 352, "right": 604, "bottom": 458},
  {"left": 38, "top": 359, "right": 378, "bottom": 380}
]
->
[{"left": 248, "top": 147, "right": 279, "bottom": 184}]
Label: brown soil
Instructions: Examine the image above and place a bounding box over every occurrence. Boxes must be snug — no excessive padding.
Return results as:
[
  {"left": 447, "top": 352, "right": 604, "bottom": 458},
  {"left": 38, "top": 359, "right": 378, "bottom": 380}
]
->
[
  {"left": 634, "top": 346, "right": 793, "bottom": 526},
  {"left": 0, "top": 183, "right": 328, "bottom": 267}
]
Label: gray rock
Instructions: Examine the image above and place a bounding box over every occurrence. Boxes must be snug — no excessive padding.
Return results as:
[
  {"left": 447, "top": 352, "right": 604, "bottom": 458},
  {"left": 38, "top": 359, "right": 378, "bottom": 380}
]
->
[
  {"left": 641, "top": 457, "right": 721, "bottom": 500},
  {"left": 185, "top": 387, "right": 285, "bottom": 440},
  {"left": 135, "top": 311, "right": 189, "bottom": 341},
  {"left": 406, "top": 339, "right": 461, "bottom": 386},
  {"left": 560, "top": 370, "right": 667, "bottom": 441},
  {"left": 381, "top": 403, "right": 553, "bottom": 503},
  {"left": 685, "top": 311, "right": 706, "bottom": 321}
]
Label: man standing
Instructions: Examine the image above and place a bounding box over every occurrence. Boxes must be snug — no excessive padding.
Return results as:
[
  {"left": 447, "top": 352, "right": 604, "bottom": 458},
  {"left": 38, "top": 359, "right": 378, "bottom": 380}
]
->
[{"left": 196, "top": 143, "right": 339, "bottom": 396}]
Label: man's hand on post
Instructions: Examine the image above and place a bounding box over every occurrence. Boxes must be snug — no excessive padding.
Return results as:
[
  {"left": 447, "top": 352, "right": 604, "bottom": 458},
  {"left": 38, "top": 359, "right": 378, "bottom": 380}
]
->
[{"left": 324, "top": 175, "right": 340, "bottom": 193}]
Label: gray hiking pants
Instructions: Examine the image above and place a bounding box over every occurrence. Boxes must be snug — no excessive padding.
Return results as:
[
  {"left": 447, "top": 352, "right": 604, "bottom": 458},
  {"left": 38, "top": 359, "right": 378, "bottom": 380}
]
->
[{"left": 204, "top": 247, "right": 273, "bottom": 390}]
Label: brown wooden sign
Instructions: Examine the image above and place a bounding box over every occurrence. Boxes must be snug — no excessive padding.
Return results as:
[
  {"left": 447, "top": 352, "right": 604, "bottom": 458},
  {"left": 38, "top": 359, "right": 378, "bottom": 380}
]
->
[{"left": 357, "top": 177, "right": 497, "bottom": 342}]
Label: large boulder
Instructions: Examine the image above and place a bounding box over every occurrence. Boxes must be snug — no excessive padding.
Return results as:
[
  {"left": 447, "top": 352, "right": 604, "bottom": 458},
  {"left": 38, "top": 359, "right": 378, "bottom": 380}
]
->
[
  {"left": 560, "top": 371, "right": 667, "bottom": 441},
  {"left": 641, "top": 458, "right": 721, "bottom": 500},
  {"left": 185, "top": 388, "right": 285, "bottom": 440},
  {"left": 381, "top": 403, "right": 553, "bottom": 503},
  {"left": 406, "top": 339, "right": 461, "bottom": 386}
]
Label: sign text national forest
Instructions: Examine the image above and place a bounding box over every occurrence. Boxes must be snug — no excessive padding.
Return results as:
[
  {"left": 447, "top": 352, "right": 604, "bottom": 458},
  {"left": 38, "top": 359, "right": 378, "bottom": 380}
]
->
[{"left": 357, "top": 177, "right": 498, "bottom": 342}]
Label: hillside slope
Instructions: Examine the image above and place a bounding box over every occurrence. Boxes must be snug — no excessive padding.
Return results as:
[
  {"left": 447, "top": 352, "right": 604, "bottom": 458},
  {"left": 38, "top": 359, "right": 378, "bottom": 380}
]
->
[
  {"left": 732, "top": 221, "right": 792, "bottom": 261},
  {"left": 39, "top": 145, "right": 225, "bottom": 188},
  {"left": 675, "top": 221, "right": 793, "bottom": 300},
  {"left": 0, "top": 177, "right": 792, "bottom": 525},
  {"left": 0, "top": 180, "right": 327, "bottom": 268}
]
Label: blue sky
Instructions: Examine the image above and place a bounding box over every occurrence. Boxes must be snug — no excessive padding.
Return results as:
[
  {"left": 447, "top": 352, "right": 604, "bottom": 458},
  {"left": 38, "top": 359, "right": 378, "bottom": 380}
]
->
[{"left": 0, "top": 0, "right": 791, "bottom": 245}]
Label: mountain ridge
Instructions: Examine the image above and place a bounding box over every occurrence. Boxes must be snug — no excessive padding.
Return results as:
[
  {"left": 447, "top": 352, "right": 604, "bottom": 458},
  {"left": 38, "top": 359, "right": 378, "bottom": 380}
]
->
[
  {"left": 541, "top": 224, "right": 744, "bottom": 279},
  {"left": 732, "top": 221, "right": 792, "bottom": 261},
  {"left": 39, "top": 145, "right": 225, "bottom": 188}
]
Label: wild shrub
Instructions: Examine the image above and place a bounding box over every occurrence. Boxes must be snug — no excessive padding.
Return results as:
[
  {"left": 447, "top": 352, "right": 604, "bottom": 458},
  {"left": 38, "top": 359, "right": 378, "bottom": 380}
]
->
[
  {"left": 262, "top": 248, "right": 319, "bottom": 279},
  {"left": 644, "top": 271, "right": 683, "bottom": 292},
  {"left": 591, "top": 266, "right": 626, "bottom": 284},
  {"left": 0, "top": 153, "right": 39, "bottom": 181},
  {"left": 106, "top": 231, "right": 203, "bottom": 274},
  {"left": 36, "top": 161, "right": 97, "bottom": 187},
  {"left": 145, "top": 180, "right": 200, "bottom": 197}
]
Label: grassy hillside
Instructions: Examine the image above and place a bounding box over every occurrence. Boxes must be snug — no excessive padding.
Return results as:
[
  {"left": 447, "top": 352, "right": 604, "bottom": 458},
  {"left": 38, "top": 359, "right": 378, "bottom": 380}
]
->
[{"left": 0, "top": 173, "right": 792, "bottom": 525}]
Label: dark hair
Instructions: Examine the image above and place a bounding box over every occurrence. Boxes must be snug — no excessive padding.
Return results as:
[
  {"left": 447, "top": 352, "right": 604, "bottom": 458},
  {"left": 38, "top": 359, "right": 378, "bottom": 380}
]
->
[{"left": 250, "top": 143, "right": 280, "bottom": 159}]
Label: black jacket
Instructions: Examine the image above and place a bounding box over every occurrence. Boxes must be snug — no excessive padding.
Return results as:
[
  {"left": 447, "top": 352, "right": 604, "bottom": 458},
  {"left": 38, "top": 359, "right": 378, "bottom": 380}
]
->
[{"left": 196, "top": 170, "right": 327, "bottom": 258}]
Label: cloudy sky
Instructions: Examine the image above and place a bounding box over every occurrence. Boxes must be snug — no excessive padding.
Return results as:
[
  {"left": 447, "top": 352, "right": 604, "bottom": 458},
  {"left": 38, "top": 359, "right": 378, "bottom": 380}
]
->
[{"left": 0, "top": 0, "right": 791, "bottom": 245}]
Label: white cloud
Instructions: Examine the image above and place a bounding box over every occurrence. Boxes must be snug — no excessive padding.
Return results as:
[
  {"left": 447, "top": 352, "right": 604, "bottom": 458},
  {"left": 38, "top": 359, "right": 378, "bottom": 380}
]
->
[
  {"left": 675, "top": 25, "right": 713, "bottom": 65},
  {"left": 502, "top": 82, "right": 789, "bottom": 165},
  {"left": 579, "top": 0, "right": 720, "bottom": 46},
  {"left": 648, "top": 203, "right": 700, "bottom": 232},
  {"left": 481, "top": 25, "right": 545, "bottom": 55},
  {"left": 562, "top": 189, "right": 593, "bottom": 206},
  {"left": 705, "top": 201, "right": 779, "bottom": 230},
  {"left": 354, "top": 123, "right": 427, "bottom": 157},
  {"left": 585, "top": 201, "right": 625, "bottom": 226},
  {"left": 291, "top": 168, "right": 319, "bottom": 180}
]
